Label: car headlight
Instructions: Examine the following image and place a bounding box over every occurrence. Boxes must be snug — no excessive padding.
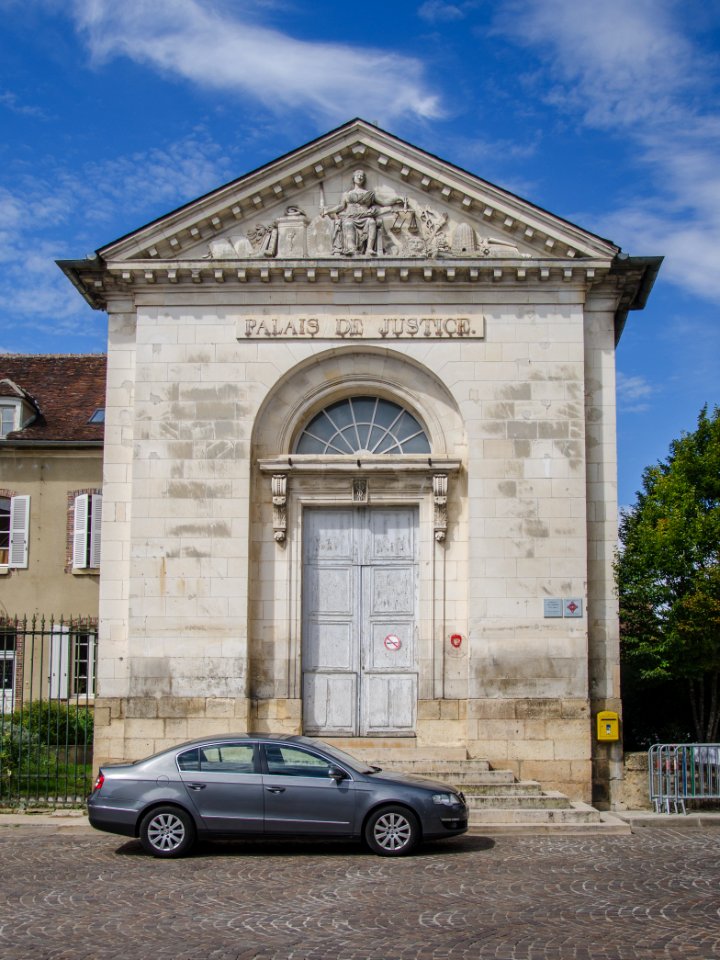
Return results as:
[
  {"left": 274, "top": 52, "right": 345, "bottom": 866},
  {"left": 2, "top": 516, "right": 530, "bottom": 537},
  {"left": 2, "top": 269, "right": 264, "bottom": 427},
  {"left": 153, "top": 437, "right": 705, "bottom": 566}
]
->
[{"left": 432, "top": 793, "right": 461, "bottom": 806}]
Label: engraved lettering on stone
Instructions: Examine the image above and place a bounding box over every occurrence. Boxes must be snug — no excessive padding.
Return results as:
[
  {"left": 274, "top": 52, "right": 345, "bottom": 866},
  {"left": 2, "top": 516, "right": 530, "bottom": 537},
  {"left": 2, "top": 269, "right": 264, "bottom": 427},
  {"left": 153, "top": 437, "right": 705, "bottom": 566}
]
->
[
  {"left": 433, "top": 473, "right": 448, "bottom": 542},
  {"left": 241, "top": 316, "right": 481, "bottom": 340},
  {"left": 272, "top": 473, "right": 288, "bottom": 543}
]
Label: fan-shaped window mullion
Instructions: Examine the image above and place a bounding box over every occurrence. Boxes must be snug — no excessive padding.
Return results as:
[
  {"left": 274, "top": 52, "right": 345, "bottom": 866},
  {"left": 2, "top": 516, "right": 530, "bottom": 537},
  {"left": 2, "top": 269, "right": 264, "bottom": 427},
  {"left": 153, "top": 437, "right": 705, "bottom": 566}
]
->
[
  {"left": 295, "top": 397, "right": 430, "bottom": 455},
  {"left": 368, "top": 408, "right": 406, "bottom": 454}
]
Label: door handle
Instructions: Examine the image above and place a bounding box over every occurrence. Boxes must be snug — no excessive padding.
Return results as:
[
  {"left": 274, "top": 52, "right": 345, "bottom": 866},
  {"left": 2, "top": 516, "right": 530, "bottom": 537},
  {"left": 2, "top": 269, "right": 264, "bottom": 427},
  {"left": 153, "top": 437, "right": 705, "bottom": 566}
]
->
[
  {"left": 266, "top": 786, "right": 285, "bottom": 794},
  {"left": 187, "top": 783, "right": 207, "bottom": 790}
]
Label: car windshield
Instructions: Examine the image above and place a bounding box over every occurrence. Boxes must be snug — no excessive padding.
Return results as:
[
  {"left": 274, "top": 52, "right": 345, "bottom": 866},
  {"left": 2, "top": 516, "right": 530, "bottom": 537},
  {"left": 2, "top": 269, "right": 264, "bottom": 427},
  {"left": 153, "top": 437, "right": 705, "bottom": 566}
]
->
[{"left": 301, "top": 738, "right": 376, "bottom": 774}]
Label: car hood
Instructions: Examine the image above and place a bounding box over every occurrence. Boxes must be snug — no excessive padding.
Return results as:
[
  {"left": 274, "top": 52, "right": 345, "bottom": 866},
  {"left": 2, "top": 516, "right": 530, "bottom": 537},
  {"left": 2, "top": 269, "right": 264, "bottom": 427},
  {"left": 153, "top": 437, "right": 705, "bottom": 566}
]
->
[{"left": 368, "top": 770, "right": 462, "bottom": 794}]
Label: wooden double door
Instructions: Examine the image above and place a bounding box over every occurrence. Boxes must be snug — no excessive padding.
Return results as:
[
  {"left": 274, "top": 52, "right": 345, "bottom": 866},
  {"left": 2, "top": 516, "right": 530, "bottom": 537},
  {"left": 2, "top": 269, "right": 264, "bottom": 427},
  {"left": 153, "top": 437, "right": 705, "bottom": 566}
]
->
[{"left": 302, "top": 507, "right": 418, "bottom": 737}]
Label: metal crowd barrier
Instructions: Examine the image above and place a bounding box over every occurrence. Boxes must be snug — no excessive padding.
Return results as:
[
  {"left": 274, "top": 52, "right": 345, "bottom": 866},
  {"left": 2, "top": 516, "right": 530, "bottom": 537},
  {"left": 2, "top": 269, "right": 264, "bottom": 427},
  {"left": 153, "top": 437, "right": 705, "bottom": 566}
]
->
[{"left": 648, "top": 743, "right": 720, "bottom": 814}]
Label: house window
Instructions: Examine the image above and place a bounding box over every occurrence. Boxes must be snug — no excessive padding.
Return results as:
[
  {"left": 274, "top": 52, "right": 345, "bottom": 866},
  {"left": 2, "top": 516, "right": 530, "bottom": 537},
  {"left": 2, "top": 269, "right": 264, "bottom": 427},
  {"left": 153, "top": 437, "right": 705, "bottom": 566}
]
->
[
  {"left": 0, "top": 495, "right": 30, "bottom": 568},
  {"left": 295, "top": 397, "right": 431, "bottom": 455},
  {"left": 0, "top": 404, "right": 16, "bottom": 439},
  {"left": 49, "top": 624, "right": 97, "bottom": 699},
  {"left": 73, "top": 630, "right": 97, "bottom": 697},
  {"left": 72, "top": 494, "right": 102, "bottom": 569},
  {"left": 0, "top": 627, "right": 15, "bottom": 712},
  {"left": 87, "top": 408, "right": 105, "bottom": 424}
]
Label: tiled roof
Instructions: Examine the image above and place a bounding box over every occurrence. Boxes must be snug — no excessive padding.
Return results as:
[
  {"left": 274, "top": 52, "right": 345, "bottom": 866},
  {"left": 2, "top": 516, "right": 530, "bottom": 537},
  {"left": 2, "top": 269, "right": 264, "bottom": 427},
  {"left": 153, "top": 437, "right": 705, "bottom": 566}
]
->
[{"left": 0, "top": 354, "right": 106, "bottom": 443}]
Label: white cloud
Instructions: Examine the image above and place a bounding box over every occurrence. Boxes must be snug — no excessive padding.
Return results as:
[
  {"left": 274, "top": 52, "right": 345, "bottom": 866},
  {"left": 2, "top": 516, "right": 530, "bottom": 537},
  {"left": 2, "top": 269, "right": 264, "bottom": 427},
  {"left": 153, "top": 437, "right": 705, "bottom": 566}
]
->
[
  {"left": 617, "top": 372, "right": 654, "bottom": 413},
  {"left": 617, "top": 374, "right": 653, "bottom": 402},
  {"left": 0, "top": 131, "right": 233, "bottom": 344},
  {"left": 494, "top": 0, "right": 720, "bottom": 304},
  {"left": 69, "top": 0, "right": 441, "bottom": 123},
  {"left": 0, "top": 91, "right": 47, "bottom": 119},
  {"left": 418, "top": 2, "right": 467, "bottom": 22}
]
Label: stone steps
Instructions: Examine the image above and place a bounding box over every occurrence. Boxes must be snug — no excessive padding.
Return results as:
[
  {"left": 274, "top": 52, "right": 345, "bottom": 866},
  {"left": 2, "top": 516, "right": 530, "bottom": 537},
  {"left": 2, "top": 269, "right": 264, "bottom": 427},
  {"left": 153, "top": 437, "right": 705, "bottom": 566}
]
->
[
  {"left": 346, "top": 752, "right": 632, "bottom": 835},
  {"left": 462, "top": 780, "right": 544, "bottom": 796},
  {"left": 465, "top": 790, "right": 571, "bottom": 810}
]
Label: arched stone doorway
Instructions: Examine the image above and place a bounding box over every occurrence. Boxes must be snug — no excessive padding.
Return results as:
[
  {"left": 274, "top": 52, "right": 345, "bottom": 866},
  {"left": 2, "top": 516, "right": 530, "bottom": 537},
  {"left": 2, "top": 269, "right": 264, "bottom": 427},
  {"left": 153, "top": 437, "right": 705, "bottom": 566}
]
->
[{"left": 249, "top": 347, "right": 466, "bottom": 743}]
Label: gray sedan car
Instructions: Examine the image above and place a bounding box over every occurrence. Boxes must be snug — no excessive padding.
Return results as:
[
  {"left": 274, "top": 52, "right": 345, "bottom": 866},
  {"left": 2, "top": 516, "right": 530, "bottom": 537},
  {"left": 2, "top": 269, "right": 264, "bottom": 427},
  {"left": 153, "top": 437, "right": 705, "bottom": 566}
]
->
[{"left": 87, "top": 734, "right": 468, "bottom": 857}]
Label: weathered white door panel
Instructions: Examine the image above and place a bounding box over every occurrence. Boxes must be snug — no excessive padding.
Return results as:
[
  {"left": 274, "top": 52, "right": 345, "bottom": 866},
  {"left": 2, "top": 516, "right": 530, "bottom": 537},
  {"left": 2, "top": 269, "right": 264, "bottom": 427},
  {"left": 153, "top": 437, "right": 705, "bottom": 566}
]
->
[
  {"left": 304, "top": 510, "right": 356, "bottom": 563},
  {"left": 302, "top": 510, "right": 359, "bottom": 735},
  {"left": 363, "top": 675, "right": 416, "bottom": 734},
  {"left": 304, "top": 673, "right": 357, "bottom": 734},
  {"left": 366, "top": 510, "right": 415, "bottom": 561},
  {"left": 302, "top": 507, "right": 417, "bottom": 737},
  {"left": 360, "top": 514, "right": 417, "bottom": 735}
]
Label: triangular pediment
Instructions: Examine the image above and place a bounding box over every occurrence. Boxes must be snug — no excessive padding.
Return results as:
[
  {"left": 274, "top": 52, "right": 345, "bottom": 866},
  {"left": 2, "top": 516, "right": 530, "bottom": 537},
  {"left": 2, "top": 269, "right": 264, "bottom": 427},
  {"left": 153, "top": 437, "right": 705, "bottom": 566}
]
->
[{"left": 98, "top": 120, "right": 619, "bottom": 266}]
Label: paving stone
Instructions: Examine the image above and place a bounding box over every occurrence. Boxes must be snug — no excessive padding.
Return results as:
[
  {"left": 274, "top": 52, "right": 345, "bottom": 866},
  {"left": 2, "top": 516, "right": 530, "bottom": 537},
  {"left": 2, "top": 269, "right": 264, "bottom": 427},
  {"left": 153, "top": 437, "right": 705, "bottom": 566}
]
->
[{"left": 0, "top": 826, "right": 719, "bottom": 958}]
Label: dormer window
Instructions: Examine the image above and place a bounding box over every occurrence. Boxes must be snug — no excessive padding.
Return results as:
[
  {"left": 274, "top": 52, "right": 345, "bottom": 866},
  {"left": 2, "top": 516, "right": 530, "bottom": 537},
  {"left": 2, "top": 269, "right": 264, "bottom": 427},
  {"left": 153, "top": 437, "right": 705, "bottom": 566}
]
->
[
  {"left": 0, "top": 399, "right": 27, "bottom": 440},
  {"left": 0, "top": 380, "right": 37, "bottom": 439},
  {"left": 0, "top": 404, "right": 16, "bottom": 439}
]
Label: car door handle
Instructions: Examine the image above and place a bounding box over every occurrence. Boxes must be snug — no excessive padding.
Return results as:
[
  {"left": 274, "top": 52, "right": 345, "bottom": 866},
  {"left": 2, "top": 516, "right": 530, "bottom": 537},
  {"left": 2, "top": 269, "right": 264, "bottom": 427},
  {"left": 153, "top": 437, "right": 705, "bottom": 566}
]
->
[
  {"left": 266, "top": 786, "right": 285, "bottom": 794},
  {"left": 187, "top": 783, "right": 207, "bottom": 790}
]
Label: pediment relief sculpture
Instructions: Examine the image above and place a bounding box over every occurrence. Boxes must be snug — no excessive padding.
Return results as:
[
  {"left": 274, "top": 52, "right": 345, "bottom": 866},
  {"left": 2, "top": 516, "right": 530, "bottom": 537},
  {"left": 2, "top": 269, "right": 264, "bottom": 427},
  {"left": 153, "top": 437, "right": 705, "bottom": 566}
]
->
[{"left": 204, "top": 169, "right": 527, "bottom": 262}]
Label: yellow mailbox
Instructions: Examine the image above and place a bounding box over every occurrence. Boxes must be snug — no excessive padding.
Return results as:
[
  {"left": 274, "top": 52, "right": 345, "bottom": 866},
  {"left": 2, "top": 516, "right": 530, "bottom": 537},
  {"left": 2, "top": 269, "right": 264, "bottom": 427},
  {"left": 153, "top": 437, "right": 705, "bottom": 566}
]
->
[{"left": 596, "top": 710, "right": 620, "bottom": 742}]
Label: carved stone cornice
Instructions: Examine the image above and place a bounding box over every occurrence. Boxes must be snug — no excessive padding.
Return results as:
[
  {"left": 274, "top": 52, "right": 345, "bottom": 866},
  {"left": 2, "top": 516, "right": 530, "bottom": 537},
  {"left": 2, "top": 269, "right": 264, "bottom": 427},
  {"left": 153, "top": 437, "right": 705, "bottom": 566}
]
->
[
  {"left": 64, "top": 257, "right": 612, "bottom": 307},
  {"left": 258, "top": 456, "right": 461, "bottom": 475}
]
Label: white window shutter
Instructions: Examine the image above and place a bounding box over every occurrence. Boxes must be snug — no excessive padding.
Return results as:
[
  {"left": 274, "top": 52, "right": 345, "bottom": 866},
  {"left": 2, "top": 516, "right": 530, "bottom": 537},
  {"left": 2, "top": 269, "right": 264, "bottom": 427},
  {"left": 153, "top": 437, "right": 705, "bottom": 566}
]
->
[
  {"left": 89, "top": 494, "right": 102, "bottom": 568},
  {"left": 9, "top": 495, "right": 30, "bottom": 568},
  {"left": 49, "top": 624, "right": 70, "bottom": 699},
  {"left": 87, "top": 633, "right": 97, "bottom": 696},
  {"left": 73, "top": 494, "right": 89, "bottom": 568}
]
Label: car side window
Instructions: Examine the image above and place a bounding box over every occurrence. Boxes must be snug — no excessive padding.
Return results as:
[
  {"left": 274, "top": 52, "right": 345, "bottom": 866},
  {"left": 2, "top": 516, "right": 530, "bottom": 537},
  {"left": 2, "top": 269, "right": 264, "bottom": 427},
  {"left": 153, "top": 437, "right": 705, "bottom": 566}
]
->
[
  {"left": 177, "top": 748, "right": 200, "bottom": 771},
  {"left": 178, "top": 743, "right": 256, "bottom": 774},
  {"left": 263, "top": 744, "right": 334, "bottom": 778}
]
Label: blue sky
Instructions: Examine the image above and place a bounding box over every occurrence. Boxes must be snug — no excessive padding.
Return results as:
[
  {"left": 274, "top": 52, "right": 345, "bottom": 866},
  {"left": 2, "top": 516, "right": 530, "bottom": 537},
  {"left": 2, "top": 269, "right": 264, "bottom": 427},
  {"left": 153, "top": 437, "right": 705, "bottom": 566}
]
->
[{"left": 1, "top": 0, "right": 718, "bottom": 506}]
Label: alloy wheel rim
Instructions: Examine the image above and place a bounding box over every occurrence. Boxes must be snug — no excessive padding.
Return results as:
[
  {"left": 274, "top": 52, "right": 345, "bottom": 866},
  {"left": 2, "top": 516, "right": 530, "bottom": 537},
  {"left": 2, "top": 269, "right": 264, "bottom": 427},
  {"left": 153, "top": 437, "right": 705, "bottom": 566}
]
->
[
  {"left": 147, "top": 813, "right": 185, "bottom": 851},
  {"left": 374, "top": 813, "right": 411, "bottom": 850}
]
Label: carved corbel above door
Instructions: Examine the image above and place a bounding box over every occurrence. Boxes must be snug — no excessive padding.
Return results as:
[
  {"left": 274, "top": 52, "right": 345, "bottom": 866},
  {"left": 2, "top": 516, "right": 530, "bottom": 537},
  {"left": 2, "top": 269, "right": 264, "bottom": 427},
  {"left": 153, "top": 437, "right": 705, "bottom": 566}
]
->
[
  {"left": 272, "top": 474, "right": 288, "bottom": 542},
  {"left": 433, "top": 474, "right": 448, "bottom": 542}
]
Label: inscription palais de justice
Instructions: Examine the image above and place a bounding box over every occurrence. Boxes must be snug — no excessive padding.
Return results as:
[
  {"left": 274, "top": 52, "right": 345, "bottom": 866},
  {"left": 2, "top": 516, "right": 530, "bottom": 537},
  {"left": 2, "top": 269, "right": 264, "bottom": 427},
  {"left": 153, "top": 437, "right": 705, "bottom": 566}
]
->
[{"left": 242, "top": 317, "right": 480, "bottom": 338}]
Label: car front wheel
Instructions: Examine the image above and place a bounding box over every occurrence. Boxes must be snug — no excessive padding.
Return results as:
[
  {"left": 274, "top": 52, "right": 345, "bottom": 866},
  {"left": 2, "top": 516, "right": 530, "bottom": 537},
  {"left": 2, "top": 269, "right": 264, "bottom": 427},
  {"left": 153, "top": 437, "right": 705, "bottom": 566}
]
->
[
  {"left": 364, "top": 805, "right": 420, "bottom": 856},
  {"left": 139, "top": 806, "right": 195, "bottom": 858}
]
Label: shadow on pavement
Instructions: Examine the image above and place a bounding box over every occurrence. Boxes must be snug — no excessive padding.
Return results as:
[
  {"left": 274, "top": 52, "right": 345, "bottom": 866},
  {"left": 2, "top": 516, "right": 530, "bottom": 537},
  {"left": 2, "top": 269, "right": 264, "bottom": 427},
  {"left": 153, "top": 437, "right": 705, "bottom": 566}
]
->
[{"left": 114, "top": 834, "right": 494, "bottom": 859}]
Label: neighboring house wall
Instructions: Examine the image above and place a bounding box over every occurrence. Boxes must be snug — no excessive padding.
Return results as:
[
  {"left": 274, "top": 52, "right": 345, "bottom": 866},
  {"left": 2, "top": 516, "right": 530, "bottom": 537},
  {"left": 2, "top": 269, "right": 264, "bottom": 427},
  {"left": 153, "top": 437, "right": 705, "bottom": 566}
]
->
[
  {"left": 0, "top": 355, "right": 106, "bottom": 710},
  {"left": 0, "top": 449, "right": 103, "bottom": 617}
]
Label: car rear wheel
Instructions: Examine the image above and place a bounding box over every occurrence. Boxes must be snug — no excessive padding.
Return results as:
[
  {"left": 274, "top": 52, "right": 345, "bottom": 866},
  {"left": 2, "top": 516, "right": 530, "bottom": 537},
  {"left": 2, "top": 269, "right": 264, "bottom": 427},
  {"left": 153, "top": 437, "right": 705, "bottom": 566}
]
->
[
  {"left": 139, "top": 806, "right": 195, "bottom": 858},
  {"left": 364, "top": 805, "right": 420, "bottom": 856}
]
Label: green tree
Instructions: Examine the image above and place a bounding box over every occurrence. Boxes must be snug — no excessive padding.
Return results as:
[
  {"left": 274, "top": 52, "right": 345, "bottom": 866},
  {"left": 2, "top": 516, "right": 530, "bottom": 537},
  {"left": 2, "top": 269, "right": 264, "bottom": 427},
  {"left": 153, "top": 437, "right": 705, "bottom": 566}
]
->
[{"left": 617, "top": 405, "right": 720, "bottom": 742}]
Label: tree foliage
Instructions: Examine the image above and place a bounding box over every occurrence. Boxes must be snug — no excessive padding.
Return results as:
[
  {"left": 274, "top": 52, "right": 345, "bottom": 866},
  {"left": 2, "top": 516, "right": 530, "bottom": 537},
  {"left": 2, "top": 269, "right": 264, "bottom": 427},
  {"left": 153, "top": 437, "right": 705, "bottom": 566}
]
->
[{"left": 617, "top": 405, "right": 720, "bottom": 743}]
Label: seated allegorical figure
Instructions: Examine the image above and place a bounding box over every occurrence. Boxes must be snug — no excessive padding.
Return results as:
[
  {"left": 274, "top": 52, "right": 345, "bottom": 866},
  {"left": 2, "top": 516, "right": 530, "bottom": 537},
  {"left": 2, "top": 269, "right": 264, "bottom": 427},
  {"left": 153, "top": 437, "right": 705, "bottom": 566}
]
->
[{"left": 321, "top": 169, "right": 406, "bottom": 256}]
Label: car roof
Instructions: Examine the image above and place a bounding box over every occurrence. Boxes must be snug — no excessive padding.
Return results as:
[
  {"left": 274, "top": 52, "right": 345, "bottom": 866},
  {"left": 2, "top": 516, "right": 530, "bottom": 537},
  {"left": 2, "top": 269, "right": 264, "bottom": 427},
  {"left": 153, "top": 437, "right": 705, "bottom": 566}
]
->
[{"left": 151, "top": 733, "right": 313, "bottom": 755}]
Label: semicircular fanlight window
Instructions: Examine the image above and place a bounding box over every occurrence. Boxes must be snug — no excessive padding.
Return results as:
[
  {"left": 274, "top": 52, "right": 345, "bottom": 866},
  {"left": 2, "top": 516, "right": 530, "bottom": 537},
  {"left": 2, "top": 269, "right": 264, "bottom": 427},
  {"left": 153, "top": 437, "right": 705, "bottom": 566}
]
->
[{"left": 294, "top": 396, "right": 430, "bottom": 455}]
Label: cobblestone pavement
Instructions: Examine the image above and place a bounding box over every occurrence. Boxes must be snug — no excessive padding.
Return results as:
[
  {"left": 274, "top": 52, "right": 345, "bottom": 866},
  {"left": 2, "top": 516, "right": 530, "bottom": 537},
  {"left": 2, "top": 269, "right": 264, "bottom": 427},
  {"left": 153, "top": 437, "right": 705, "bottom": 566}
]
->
[{"left": 0, "top": 827, "right": 718, "bottom": 960}]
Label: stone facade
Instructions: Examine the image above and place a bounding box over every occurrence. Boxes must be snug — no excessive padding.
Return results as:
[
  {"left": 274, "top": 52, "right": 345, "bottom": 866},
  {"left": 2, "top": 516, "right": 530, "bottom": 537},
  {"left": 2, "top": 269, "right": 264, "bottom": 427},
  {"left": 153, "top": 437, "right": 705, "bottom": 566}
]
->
[{"left": 60, "top": 120, "right": 661, "bottom": 804}]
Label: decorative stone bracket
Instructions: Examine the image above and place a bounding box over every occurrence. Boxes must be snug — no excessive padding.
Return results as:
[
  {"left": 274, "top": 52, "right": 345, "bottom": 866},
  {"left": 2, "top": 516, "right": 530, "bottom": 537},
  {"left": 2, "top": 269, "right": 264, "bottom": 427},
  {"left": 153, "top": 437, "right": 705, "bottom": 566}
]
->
[
  {"left": 433, "top": 474, "right": 448, "bottom": 542},
  {"left": 353, "top": 478, "right": 368, "bottom": 503},
  {"left": 272, "top": 474, "right": 288, "bottom": 542}
]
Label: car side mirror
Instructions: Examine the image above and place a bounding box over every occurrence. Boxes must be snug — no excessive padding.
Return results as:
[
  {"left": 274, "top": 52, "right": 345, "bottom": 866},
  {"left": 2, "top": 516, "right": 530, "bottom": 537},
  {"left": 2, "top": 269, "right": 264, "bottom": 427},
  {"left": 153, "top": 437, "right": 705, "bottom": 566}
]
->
[{"left": 328, "top": 765, "right": 347, "bottom": 781}]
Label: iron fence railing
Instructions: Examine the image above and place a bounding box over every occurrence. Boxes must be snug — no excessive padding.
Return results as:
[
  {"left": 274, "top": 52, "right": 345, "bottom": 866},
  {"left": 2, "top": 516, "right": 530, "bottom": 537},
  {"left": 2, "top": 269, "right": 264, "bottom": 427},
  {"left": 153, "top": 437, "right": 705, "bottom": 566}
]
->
[
  {"left": 0, "top": 614, "right": 96, "bottom": 805},
  {"left": 648, "top": 743, "right": 720, "bottom": 814}
]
